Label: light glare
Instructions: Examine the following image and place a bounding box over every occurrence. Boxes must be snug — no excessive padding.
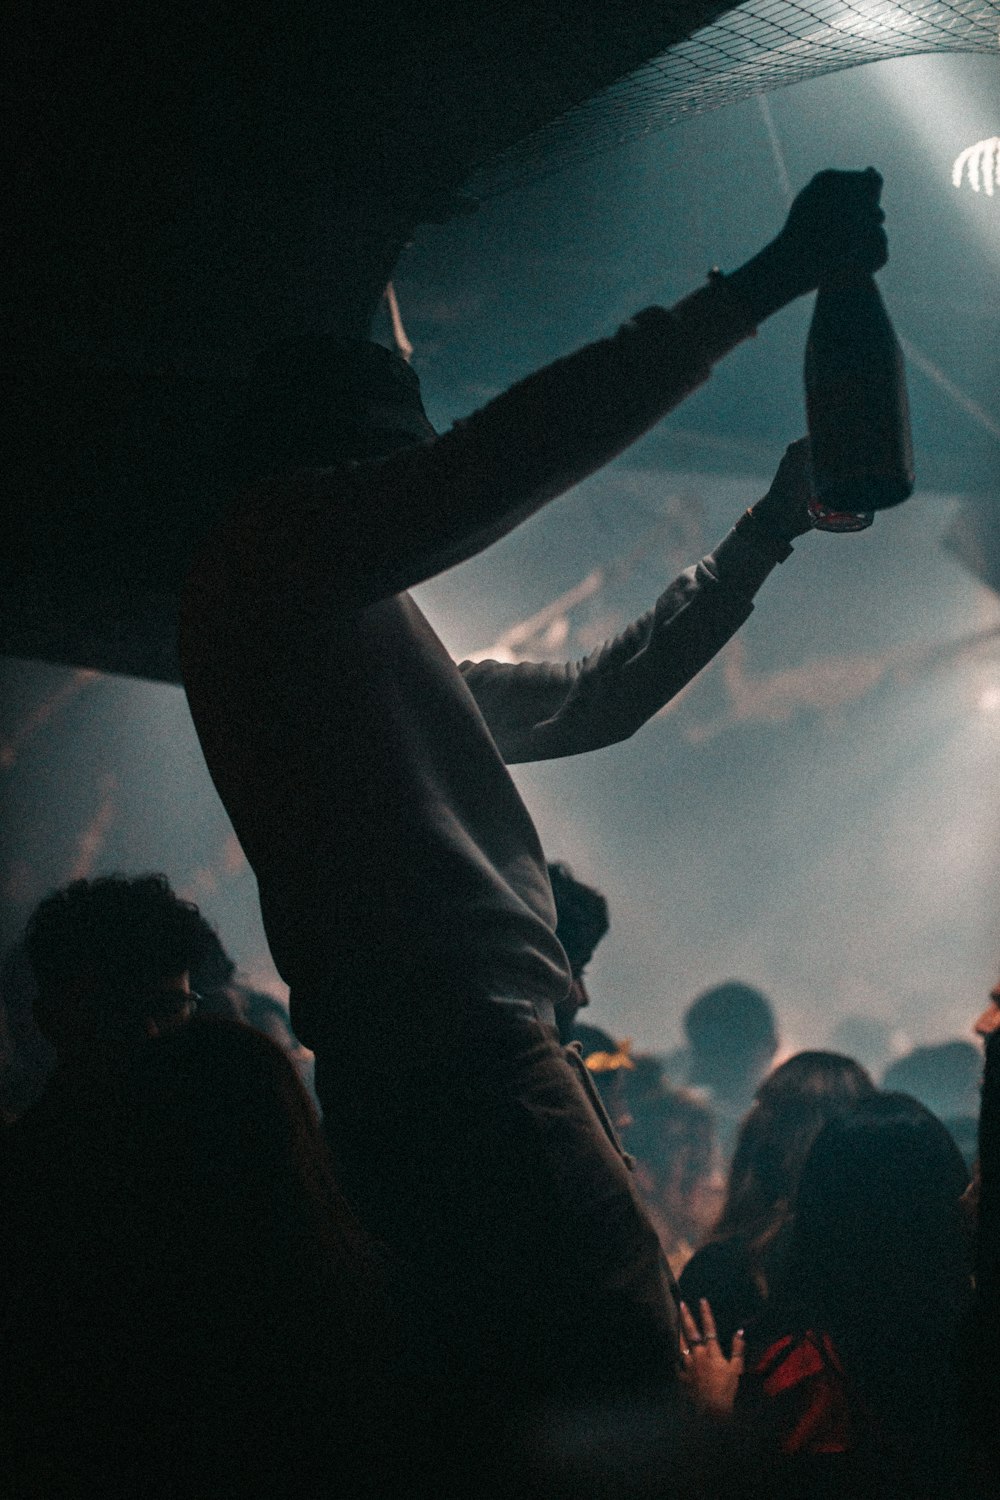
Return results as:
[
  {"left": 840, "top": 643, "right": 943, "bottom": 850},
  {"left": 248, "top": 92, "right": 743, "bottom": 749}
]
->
[{"left": 952, "top": 137, "right": 1000, "bottom": 196}]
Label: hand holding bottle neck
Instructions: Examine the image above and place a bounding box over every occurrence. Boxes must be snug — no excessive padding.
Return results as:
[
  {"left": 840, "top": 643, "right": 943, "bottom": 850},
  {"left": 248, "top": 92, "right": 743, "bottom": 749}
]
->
[
  {"left": 724, "top": 239, "right": 882, "bottom": 323},
  {"left": 722, "top": 167, "right": 888, "bottom": 323}
]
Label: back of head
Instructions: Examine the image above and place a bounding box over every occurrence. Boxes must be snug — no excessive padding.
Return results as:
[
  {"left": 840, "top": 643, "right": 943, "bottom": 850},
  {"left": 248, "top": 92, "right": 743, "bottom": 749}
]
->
[
  {"left": 23, "top": 874, "right": 227, "bottom": 1062},
  {"left": 978, "top": 1031, "right": 1000, "bottom": 1310},
  {"left": 684, "top": 982, "right": 777, "bottom": 1095},
  {"left": 778, "top": 1093, "right": 970, "bottom": 1461},
  {"left": 547, "top": 862, "right": 609, "bottom": 974},
  {"left": 790, "top": 1091, "right": 969, "bottom": 1344},
  {"left": 716, "top": 1050, "right": 875, "bottom": 1246}
]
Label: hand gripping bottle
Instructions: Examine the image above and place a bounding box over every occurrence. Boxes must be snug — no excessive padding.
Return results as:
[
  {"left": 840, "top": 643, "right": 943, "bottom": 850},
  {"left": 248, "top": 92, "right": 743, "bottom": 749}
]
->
[{"left": 804, "top": 270, "right": 915, "bottom": 532}]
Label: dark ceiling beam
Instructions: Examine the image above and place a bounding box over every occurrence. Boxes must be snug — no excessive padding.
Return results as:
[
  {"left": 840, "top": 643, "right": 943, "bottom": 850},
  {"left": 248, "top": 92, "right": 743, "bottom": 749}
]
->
[{"left": 3, "top": 2, "right": 738, "bottom": 681}]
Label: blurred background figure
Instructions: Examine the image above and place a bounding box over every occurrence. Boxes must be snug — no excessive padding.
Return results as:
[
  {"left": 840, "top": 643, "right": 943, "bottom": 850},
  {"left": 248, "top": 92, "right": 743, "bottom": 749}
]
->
[
  {"left": 571, "top": 1029, "right": 726, "bottom": 1278},
  {"left": 1, "top": 876, "right": 225, "bottom": 1316},
  {"left": 0, "top": 876, "right": 234, "bottom": 1123},
  {"left": 673, "top": 981, "right": 780, "bottom": 1159},
  {"left": 547, "top": 862, "right": 610, "bottom": 1046},
  {"left": 679, "top": 1051, "right": 874, "bottom": 1355},
  {"left": 626, "top": 1079, "right": 721, "bottom": 1278},
  {"left": 882, "top": 1039, "right": 982, "bottom": 1171},
  {"left": 571, "top": 1020, "right": 637, "bottom": 1142}
]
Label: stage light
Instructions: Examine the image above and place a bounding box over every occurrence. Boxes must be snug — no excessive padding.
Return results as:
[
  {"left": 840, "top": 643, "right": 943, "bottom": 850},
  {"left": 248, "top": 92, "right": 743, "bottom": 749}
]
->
[{"left": 952, "top": 137, "right": 1000, "bottom": 195}]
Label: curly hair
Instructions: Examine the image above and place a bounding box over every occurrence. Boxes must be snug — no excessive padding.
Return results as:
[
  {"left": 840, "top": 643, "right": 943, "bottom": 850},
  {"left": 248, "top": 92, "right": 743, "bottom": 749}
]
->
[{"left": 24, "top": 874, "right": 231, "bottom": 1006}]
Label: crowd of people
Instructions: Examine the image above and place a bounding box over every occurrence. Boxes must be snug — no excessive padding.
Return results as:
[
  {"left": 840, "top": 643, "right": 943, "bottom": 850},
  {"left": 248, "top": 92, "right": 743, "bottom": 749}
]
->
[
  {"left": 1, "top": 871, "right": 997, "bottom": 1495},
  {"left": 3, "top": 166, "right": 997, "bottom": 1494}
]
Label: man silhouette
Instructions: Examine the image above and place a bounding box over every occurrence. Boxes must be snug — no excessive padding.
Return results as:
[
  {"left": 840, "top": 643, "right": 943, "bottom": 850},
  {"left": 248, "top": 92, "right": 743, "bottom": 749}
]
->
[{"left": 181, "top": 169, "right": 890, "bottom": 1399}]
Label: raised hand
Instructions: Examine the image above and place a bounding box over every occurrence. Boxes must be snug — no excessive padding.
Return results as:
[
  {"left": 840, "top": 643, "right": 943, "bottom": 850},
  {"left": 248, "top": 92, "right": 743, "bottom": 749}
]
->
[
  {"left": 679, "top": 1297, "right": 746, "bottom": 1419},
  {"left": 776, "top": 167, "right": 888, "bottom": 291},
  {"left": 751, "top": 437, "right": 815, "bottom": 543},
  {"left": 726, "top": 168, "right": 888, "bottom": 323}
]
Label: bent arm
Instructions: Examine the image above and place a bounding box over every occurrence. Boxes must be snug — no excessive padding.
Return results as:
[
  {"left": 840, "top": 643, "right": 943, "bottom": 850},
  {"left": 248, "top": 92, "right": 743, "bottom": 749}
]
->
[
  {"left": 257, "top": 282, "right": 757, "bottom": 616},
  {"left": 460, "top": 521, "right": 781, "bottom": 762}
]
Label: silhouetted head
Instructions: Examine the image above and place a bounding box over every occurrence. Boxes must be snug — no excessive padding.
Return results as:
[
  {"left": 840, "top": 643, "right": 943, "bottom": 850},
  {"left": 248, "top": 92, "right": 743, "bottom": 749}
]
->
[
  {"left": 684, "top": 981, "right": 778, "bottom": 1103},
  {"left": 753, "top": 1092, "right": 971, "bottom": 1467},
  {"left": 792, "top": 1091, "right": 969, "bottom": 1301},
  {"left": 23, "top": 874, "right": 226, "bottom": 1067},
  {"left": 547, "top": 862, "right": 609, "bottom": 1043},
  {"left": 243, "top": 336, "right": 436, "bottom": 480},
  {"left": 786, "top": 1092, "right": 970, "bottom": 1445}
]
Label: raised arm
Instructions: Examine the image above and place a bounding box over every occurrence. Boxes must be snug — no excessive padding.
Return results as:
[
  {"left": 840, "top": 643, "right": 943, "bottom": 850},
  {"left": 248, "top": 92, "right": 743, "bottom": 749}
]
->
[
  {"left": 231, "top": 170, "right": 887, "bottom": 616},
  {"left": 461, "top": 440, "right": 815, "bottom": 763}
]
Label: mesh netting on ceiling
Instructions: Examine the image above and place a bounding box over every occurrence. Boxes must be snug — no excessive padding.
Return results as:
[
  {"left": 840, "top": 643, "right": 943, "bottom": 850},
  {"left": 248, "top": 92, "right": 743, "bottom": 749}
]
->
[{"left": 470, "top": 0, "right": 999, "bottom": 196}]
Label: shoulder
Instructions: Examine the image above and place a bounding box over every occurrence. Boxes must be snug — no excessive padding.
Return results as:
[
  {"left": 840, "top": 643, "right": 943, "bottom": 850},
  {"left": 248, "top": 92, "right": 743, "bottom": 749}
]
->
[
  {"left": 679, "top": 1238, "right": 753, "bottom": 1298},
  {"left": 678, "top": 1239, "right": 762, "bottom": 1351}
]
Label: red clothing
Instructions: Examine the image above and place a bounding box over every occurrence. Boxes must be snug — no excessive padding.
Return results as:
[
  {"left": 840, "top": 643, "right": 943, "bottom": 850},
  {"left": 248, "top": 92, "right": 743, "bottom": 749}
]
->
[{"left": 751, "top": 1330, "right": 852, "bottom": 1455}]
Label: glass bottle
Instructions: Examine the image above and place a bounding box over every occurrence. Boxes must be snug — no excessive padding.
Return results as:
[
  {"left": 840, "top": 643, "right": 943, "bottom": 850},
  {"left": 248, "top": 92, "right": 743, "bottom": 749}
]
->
[{"left": 804, "top": 271, "right": 915, "bottom": 532}]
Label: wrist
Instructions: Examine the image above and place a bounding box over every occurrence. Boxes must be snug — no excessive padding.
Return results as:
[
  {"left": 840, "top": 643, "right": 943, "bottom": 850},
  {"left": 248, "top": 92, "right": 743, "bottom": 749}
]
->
[
  {"left": 736, "top": 505, "right": 795, "bottom": 563},
  {"left": 726, "top": 238, "right": 810, "bottom": 324}
]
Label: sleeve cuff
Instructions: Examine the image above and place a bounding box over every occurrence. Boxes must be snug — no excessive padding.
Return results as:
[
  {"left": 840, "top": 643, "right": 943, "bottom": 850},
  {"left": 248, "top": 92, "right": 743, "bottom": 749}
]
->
[{"left": 709, "top": 517, "right": 787, "bottom": 596}]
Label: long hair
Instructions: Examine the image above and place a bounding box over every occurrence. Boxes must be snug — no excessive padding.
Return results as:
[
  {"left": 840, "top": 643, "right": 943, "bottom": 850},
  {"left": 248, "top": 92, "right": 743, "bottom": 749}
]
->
[
  {"left": 785, "top": 1092, "right": 970, "bottom": 1452},
  {"left": 962, "top": 1031, "right": 1000, "bottom": 1470},
  {"left": 711, "top": 1051, "right": 874, "bottom": 1283},
  {"left": 975, "top": 1031, "right": 1000, "bottom": 1315}
]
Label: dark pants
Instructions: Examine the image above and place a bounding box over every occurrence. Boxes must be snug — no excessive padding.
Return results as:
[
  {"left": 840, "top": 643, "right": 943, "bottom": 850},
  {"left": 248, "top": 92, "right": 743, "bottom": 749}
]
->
[{"left": 309, "top": 985, "right": 679, "bottom": 1403}]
